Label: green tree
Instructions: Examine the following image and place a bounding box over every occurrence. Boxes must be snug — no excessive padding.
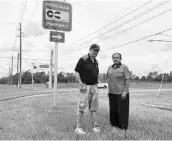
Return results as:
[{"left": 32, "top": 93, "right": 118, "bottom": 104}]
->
[{"left": 141, "top": 76, "right": 146, "bottom": 81}]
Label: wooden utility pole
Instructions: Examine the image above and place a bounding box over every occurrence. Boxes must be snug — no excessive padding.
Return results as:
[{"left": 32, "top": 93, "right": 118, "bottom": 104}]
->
[
  {"left": 11, "top": 56, "right": 13, "bottom": 85},
  {"left": 17, "top": 53, "right": 19, "bottom": 87},
  {"left": 8, "top": 65, "right": 11, "bottom": 85},
  {"left": 18, "top": 22, "right": 22, "bottom": 88},
  {"left": 31, "top": 63, "right": 35, "bottom": 89}
]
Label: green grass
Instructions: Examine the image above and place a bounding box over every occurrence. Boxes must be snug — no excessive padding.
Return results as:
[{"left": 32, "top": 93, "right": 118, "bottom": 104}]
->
[
  {"left": 0, "top": 91, "right": 172, "bottom": 140},
  {"left": 1, "top": 81, "right": 172, "bottom": 90},
  {"left": 0, "top": 82, "right": 171, "bottom": 101}
]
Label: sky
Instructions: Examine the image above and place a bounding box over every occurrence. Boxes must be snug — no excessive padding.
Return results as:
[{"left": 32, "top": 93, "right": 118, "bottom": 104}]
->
[{"left": 0, "top": 0, "right": 172, "bottom": 78}]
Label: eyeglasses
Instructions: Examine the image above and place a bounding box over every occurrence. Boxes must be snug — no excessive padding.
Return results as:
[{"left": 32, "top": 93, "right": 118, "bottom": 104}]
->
[
  {"left": 112, "top": 57, "right": 120, "bottom": 59},
  {"left": 93, "top": 50, "right": 99, "bottom": 52}
]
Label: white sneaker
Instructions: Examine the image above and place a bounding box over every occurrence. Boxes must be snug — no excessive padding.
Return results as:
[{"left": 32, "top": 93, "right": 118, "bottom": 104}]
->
[
  {"left": 111, "top": 127, "right": 118, "bottom": 133},
  {"left": 92, "top": 126, "right": 100, "bottom": 133},
  {"left": 75, "top": 127, "right": 86, "bottom": 135}
]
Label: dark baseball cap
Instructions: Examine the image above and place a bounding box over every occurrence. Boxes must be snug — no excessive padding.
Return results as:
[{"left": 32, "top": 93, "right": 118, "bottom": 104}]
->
[{"left": 89, "top": 44, "right": 100, "bottom": 51}]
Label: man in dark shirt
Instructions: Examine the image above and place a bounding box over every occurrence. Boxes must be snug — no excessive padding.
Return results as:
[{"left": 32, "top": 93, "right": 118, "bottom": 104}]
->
[{"left": 74, "top": 44, "right": 100, "bottom": 135}]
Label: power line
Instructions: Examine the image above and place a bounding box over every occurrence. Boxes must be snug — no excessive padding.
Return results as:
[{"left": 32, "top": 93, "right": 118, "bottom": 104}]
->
[
  {"left": 62, "top": 3, "right": 172, "bottom": 57},
  {"left": 68, "top": 0, "right": 151, "bottom": 47},
  {"left": 77, "top": 1, "right": 169, "bottom": 47},
  {"left": 149, "top": 39, "right": 172, "bottom": 42},
  {"left": 102, "top": 27, "right": 172, "bottom": 52},
  {"left": 19, "top": 0, "right": 25, "bottom": 22},
  {"left": 99, "top": 7, "right": 172, "bottom": 45},
  {"left": 20, "top": 0, "right": 28, "bottom": 22},
  {"left": 24, "top": 0, "right": 40, "bottom": 30},
  {"left": 11, "top": 0, "right": 27, "bottom": 57},
  {"left": 12, "top": 31, "right": 18, "bottom": 57},
  {"left": 160, "top": 33, "right": 172, "bottom": 39},
  {"left": 0, "top": 57, "right": 50, "bottom": 61},
  {"left": 64, "top": 27, "right": 172, "bottom": 63}
]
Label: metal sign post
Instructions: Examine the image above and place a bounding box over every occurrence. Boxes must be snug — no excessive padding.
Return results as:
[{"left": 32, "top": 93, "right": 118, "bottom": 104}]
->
[
  {"left": 53, "top": 41, "right": 58, "bottom": 108},
  {"left": 49, "top": 50, "right": 53, "bottom": 89},
  {"left": 157, "top": 75, "right": 164, "bottom": 95},
  {"left": 42, "top": 0, "right": 72, "bottom": 109}
]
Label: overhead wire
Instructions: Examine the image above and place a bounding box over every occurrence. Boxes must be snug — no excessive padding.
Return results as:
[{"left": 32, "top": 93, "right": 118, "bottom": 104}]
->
[
  {"left": 61, "top": 1, "right": 170, "bottom": 56},
  {"left": 20, "top": 0, "right": 28, "bottom": 22},
  {"left": 0, "top": 57, "right": 50, "bottom": 61},
  {"left": 24, "top": 0, "right": 40, "bottom": 30},
  {"left": 11, "top": 0, "right": 26, "bottom": 57},
  {"left": 11, "top": 0, "right": 28, "bottom": 58},
  {"left": 102, "top": 27, "right": 172, "bottom": 52},
  {"left": 68, "top": 0, "right": 151, "bottom": 47},
  {"left": 63, "top": 27, "right": 172, "bottom": 65},
  {"left": 75, "top": 1, "right": 169, "bottom": 48},
  {"left": 98, "top": 6, "right": 172, "bottom": 45}
]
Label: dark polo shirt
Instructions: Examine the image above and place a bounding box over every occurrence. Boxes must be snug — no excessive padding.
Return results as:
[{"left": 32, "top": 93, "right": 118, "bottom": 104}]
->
[{"left": 75, "top": 54, "right": 99, "bottom": 85}]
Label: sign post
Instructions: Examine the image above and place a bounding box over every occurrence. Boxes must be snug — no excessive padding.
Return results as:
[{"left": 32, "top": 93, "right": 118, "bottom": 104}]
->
[
  {"left": 31, "top": 63, "right": 37, "bottom": 89},
  {"left": 42, "top": 0, "right": 72, "bottom": 109},
  {"left": 53, "top": 42, "right": 58, "bottom": 108},
  {"left": 49, "top": 50, "right": 53, "bottom": 89},
  {"left": 157, "top": 75, "right": 164, "bottom": 95}
]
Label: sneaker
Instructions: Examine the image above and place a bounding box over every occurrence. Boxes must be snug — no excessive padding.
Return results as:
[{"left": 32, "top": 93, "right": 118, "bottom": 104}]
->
[
  {"left": 111, "top": 127, "right": 118, "bottom": 133},
  {"left": 75, "top": 127, "right": 86, "bottom": 135},
  {"left": 92, "top": 126, "right": 100, "bottom": 133}
]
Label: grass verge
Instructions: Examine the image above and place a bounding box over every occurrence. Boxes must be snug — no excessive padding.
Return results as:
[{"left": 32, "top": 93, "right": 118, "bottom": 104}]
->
[{"left": 0, "top": 92, "right": 172, "bottom": 140}]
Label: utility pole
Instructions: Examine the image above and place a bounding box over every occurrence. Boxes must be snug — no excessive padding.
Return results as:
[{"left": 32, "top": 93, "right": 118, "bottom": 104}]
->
[
  {"left": 11, "top": 56, "right": 13, "bottom": 85},
  {"left": 18, "top": 22, "right": 22, "bottom": 88},
  {"left": 31, "top": 63, "right": 35, "bottom": 89},
  {"left": 17, "top": 53, "right": 19, "bottom": 87},
  {"left": 49, "top": 50, "right": 53, "bottom": 88},
  {"left": 8, "top": 65, "right": 11, "bottom": 85}
]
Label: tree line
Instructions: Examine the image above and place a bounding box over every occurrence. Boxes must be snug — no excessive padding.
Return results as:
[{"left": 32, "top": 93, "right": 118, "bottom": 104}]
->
[{"left": 0, "top": 70, "right": 172, "bottom": 84}]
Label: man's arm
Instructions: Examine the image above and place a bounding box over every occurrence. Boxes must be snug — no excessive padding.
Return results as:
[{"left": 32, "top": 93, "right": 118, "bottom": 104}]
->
[
  {"left": 122, "top": 66, "right": 131, "bottom": 98},
  {"left": 106, "top": 65, "right": 111, "bottom": 80},
  {"left": 74, "top": 58, "right": 84, "bottom": 85},
  {"left": 75, "top": 71, "right": 83, "bottom": 84},
  {"left": 124, "top": 79, "right": 130, "bottom": 93},
  {"left": 124, "top": 66, "right": 131, "bottom": 93}
]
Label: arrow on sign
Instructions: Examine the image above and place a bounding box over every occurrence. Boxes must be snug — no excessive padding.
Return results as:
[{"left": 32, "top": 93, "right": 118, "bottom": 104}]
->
[
  {"left": 50, "top": 31, "right": 65, "bottom": 43},
  {"left": 52, "top": 35, "right": 62, "bottom": 40}
]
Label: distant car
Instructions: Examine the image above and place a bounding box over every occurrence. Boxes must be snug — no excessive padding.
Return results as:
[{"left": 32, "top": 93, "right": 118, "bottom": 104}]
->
[{"left": 97, "top": 82, "right": 108, "bottom": 89}]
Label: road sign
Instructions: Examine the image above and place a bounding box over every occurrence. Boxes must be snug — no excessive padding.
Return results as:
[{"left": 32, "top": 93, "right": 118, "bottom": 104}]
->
[
  {"left": 50, "top": 31, "right": 65, "bottom": 43},
  {"left": 42, "top": 1, "right": 72, "bottom": 31},
  {"left": 39, "top": 64, "right": 49, "bottom": 68}
]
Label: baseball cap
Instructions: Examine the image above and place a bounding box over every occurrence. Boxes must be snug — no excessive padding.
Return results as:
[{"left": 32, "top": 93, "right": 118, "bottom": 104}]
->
[{"left": 90, "top": 44, "right": 100, "bottom": 51}]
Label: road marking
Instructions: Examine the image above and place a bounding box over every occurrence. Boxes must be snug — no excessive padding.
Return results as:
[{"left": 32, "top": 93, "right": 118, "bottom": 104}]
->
[{"left": 142, "top": 103, "right": 172, "bottom": 111}]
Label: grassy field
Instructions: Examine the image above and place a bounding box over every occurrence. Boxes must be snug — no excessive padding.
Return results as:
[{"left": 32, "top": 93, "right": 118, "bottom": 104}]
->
[
  {"left": 1, "top": 81, "right": 172, "bottom": 89},
  {"left": 0, "top": 82, "right": 172, "bottom": 140},
  {"left": 0, "top": 82, "right": 172, "bottom": 102}
]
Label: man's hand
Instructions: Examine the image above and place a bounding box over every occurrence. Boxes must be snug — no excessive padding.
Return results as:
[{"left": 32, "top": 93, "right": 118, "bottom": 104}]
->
[
  {"left": 79, "top": 82, "right": 84, "bottom": 88},
  {"left": 121, "top": 92, "right": 127, "bottom": 99},
  {"left": 79, "top": 83, "right": 87, "bottom": 93}
]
